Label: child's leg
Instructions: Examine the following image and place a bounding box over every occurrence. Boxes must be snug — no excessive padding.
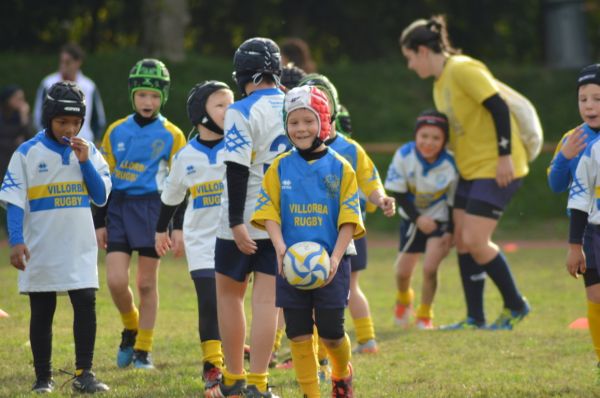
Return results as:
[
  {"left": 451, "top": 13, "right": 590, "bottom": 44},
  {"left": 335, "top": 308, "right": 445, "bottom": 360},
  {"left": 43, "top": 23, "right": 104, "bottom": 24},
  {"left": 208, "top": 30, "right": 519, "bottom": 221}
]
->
[
  {"left": 193, "top": 277, "right": 223, "bottom": 368},
  {"left": 133, "top": 255, "right": 160, "bottom": 353},
  {"left": 273, "top": 308, "right": 285, "bottom": 354},
  {"left": 29, "top": 292, "right": 57, "bottom": 380},
  {"left": 349, "top": 271, "right": 375, "bottom": 345},
  {"left": 285, "top": 308, "right": 319, "bottom": 398},
  {"left": 106, "top": 251, "right": 137, "bottom": 327},
  {"left": 586, "top": 282, "right": 600, "bottom": 363},
  {"left": 417, "top": 237, "right": 447, "bottom": 322},
  {"left": 68, "top": 288, "right": 96, "bottom": 373},
  {"left": 315, "top": 308, "right": 350, "bottom": 379},
  {"left": 395, "top": 252, "right": 420, "bottom": 297}
]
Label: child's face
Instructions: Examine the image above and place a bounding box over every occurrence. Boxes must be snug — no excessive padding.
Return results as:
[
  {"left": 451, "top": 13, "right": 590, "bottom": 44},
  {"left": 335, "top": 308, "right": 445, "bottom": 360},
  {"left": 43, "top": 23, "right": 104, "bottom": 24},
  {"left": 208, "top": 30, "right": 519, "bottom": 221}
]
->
[
  {"left": 205, "top": 89, "right": 234, "bottom": 130},
  {"left": 415, "top": 125, "right": 445, "bottom": 162},
  {"left": 133, "top": 90, "right": 161, "bottom": 118},
  {"left": 402, "top": 45, "right": 432, "bottom": 79},
  {"left": 51, "top": 115, "right": 83, "bottom": 143},
  {"left": 287, "top": 108, "right": 319, "bottom": 150},
  {"left": 578, "top": 83, "right": 600, "bottom": 129}
]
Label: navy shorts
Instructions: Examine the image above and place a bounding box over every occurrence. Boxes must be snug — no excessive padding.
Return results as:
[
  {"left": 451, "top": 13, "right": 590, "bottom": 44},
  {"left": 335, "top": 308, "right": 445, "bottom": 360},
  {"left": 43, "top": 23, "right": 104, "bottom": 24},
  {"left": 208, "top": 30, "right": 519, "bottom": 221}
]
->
[
  {"left": 584, "top": 225, "right": 600, "bottom": 287},
  {"left": 214, "top": 238, "right": 277, "bottom": 282},
  {"left": 350, "top": 237, "right": 368, "bottom": 272},
  {"left": 399, "top": 219, "right": 448, "bottom": 253},
  {"left": 276, "top": 257, "right": 351, "bottom": 309},
  {"left": 454, "top": 178, "right": 522, "bottom": 219},
  {"left": 106, "top": 192, "right": 161, "bottom": 257}
]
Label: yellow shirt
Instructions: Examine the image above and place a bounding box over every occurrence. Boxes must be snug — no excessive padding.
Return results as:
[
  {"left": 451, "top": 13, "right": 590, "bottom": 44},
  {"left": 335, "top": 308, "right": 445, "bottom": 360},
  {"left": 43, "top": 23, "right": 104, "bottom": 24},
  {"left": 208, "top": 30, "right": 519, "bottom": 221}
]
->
[{"left": 433, "top": 55, "right": 528, "bottom": 179}]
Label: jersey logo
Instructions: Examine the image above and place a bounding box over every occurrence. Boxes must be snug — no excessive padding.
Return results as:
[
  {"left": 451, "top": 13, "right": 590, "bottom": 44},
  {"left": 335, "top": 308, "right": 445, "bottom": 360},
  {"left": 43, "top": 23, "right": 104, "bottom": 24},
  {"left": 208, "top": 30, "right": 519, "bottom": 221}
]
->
[
  {"left": 282, "top": 179, "right": 292, "bottom": 190},
  {"left": 225, "top": 124, "right": 251, "bottom": 153},
  {"left": 186, "top": 165, "right": 196, "bottom": 175},
  {"left": 342, "top": 192, "right": 360, "bottom": 216},
  {"left": 117, "top": 142, "right": 126, "bottom": 152},
  {"left": 38, "top": 162, "right": 48, "bottom": 173},
  {"left": 323, "top": 174, "right": 340, "bottom": 198},
  {"left": 1, "top": 171, "right": 21, "bottom": 192},
  {"left": 151, "top": 139, "right": 165, "bottom": 159}
]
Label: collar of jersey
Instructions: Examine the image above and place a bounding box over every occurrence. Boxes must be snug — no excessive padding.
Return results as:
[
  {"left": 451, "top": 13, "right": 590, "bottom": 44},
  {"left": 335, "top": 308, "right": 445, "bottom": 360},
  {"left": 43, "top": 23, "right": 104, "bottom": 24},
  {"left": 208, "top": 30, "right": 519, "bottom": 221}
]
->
[
  {"left": 190, "top": 137, "right": 225, "bottom": 165},
  {"left": 583, "top": 123, "right": 600, "bottom": 142},
  {"left": 248, "top": 87, "right": 283, "bottom": 97},
  {"left": 415, "top": 147, "right": 447, "bottom": 176},
  {"left": 41, "top": 130, "right": 73, "bottom": 164}
]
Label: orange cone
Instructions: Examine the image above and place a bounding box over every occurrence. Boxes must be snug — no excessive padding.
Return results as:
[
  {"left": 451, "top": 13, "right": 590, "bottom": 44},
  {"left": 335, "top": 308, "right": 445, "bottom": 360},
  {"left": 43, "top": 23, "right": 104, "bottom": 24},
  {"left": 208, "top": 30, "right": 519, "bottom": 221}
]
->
[{"left": 568, "top": 317, "right": 589, "bottom": 329}]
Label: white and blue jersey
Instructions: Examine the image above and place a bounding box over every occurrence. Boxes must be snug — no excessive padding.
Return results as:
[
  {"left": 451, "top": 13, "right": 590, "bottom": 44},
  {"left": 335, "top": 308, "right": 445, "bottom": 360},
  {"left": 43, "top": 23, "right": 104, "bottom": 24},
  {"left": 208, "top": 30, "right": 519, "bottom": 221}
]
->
[
  {"left": 218, "top": 87, "right": 290, "bottom": 240},
  {"left": 384, "top": 141, "right": 457, "bottom": 222},
  {"left": 161, "top": 139, "right": 226, "bottom": 272},
  {"left": 568, "top": 137, "right": 600, "bottom": 224},
  {"left": 100, "top": 114, "right": 186, "bottom": 195},
  {"left": 0, "top": 131, "right": 111, "bottom": 292}
]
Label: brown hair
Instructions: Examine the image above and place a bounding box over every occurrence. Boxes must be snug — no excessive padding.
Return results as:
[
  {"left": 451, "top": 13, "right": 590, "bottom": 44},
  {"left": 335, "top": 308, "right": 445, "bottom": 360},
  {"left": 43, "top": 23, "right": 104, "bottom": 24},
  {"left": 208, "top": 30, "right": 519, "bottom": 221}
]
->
[
  {"left": 399, "top": 15, "right": 460, "bottom": 55},
  {"left": 60, "top": 43, "right": 85, "bottom": 61},
  {"left": 280, "top": 38, "right": 316, "bottom": 74}
]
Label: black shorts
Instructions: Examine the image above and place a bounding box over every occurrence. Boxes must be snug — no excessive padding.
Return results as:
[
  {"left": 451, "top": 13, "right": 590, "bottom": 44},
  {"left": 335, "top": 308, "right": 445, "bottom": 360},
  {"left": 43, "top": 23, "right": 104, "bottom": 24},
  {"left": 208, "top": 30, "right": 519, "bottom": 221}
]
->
[
  {"left": 350, "top": 237, "right": 367, "bottom": 272},
  {"left": 399, "top": 219, "right": 447, "bottom": 253},
  {"left": 214, "top": 238, "right": 277, "bottom": 282},
  {"left": 454, "top": 178, "right": 522, "bottom": 220}
]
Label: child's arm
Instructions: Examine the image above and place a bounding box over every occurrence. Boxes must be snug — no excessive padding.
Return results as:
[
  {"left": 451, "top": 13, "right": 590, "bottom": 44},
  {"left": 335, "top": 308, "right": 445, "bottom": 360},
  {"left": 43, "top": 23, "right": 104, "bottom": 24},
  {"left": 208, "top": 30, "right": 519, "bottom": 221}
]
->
[
  {"left": 368, "top": 189, "right": 396, "bottom": 217},
  {"left": 354, "top": 143, "right": 396, "bottom": 217},
  {"left": 325, "top": 223, "right": 356, "bottom": 284},
  {"left": 265, "top": 220, "right": 286, "bottom": 275},
  {"left": 548, "top": 127, "right": 586, "bottom": 193},
  {"left": 156, "top": 154, "right": 188, "bottom": 257},
  {"left": 7, "top": 203, "right": 29, "bottom": 270}
]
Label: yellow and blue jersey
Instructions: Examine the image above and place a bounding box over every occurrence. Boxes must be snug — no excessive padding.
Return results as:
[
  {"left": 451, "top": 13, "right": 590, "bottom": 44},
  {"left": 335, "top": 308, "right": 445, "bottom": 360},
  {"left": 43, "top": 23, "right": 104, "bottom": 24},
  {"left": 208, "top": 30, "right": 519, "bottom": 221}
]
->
[
  {"left": 100, "top": 114, "right": 186, "bottom": 195},
  {"left": 568, "top": 136, "right": 600, "bottom": 223},
  {"left": 251, "top": 148, "right": 365, "bottom": 254}
]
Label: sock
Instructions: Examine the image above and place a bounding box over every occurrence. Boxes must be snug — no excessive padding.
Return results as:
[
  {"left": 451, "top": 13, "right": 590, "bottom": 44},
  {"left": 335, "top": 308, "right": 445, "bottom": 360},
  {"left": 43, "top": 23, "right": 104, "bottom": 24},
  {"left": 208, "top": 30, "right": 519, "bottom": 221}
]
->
[
  {"left": 416, "top": 304, "right": 433, "bottom": 319},
  {"left": 458, "top": 253, "right": 486, "bottom": 323},
  {"left": 134, "top": 328, "right": 153, "bottom": 352},
  {"left": 290, "top": 338, "right": 320, "bottom": 398},
  {"left": 353, "top": 316, "right": 375, "bottom": 344},
  {"left": 588, "top": 300, "right": 600, "bottom": 362},
  {"left": 313, "top": 326, "right": 328, "bottom": 362},
  {"left": 223, "top": 368, "right": 246, "bottom": 387},
  {"left": 120, "top": 308, "right": 139, "bottom": 331},
  {"left": 482, "top": 252, "right": 525, "bottom": 311},
  {"left": 247, "top": 372, "right": 268, "bottom": 392},
  {"left": 201, "top": 340, "right": 223, "bottom": 369},
  {"left": 325, "top": 334, "right": 351, "bottom": 379},
  {"left": 75, "top": 369, "right": 84, "bottom": 376},
  {"left": 273, "top": 327, "right": 284, "bottom": 353},
  {"left": 396, "top": 288, "right": 414, "bottom": 306}
]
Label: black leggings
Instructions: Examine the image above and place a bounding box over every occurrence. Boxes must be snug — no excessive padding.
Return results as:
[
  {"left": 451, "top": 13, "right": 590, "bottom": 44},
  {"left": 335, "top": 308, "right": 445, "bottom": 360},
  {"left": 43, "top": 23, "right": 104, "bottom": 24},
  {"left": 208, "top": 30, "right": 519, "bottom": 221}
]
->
[
  {"left": 29, "top": 288, "right": 96, "bottom": 379},
  {"left": 193, "top": 277, "right": 220, "bottom": 342},
  {"left": 283, "top": 307, "right": 346, "bottom": 340}
]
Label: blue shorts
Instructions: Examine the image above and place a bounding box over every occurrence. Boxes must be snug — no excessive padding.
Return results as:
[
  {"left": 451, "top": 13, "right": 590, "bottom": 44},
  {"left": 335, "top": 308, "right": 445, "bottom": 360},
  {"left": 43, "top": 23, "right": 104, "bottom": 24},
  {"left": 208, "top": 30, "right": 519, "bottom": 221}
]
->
[
  {"left": 585, "top": 225, "right": 600, "bottom": 286},
  {"left": 399, "top": 219, "right": 447, "bottom": 253},
  {"left": 454, "top": 178, "right": 522, "bottom": 219},
  {"left": 350, "top": 237, "right": 367, "bottom": 272},
  {"left": 214, "top": 238, "right": 277, "bottom": 282},
  {"left": 276, "top": 257, "right": 351, "bottom": 309},
  {"left": 106, "top": 192, "right": 161, "bottom": 257}
]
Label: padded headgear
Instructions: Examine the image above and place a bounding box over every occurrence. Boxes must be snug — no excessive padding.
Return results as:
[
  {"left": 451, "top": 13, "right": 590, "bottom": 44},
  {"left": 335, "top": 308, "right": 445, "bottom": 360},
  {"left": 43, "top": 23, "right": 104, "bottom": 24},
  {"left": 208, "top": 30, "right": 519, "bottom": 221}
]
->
[
  {"left": 186, "top": 80, "right": 231, "bottom": 135},
  {"left": 414, "top": 109, "right": 449, "bottom": 144},
  {"left": 232, "top": 37, "right": 282, "bottom": 96},
  {"left": 41, "top": 81, "right": 86, "bottom": 129},
  {"left": 298, "top": 73, "right": 340, "bottom": 121},
  {"left": 128, "top": 58, "right": 170, "bottom": 110},
  {"left": 284, "top": 86, "right": 332, "bottom": 151}
]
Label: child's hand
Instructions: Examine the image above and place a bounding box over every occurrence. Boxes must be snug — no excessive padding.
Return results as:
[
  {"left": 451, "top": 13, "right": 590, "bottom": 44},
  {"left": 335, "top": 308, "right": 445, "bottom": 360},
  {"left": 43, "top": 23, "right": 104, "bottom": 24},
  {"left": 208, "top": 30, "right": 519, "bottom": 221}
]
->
[
  {"left": 274, "top": 242, "right": 287, "bottom": 276},
  {"left": 70, "top": 136, "right": 90, "bottom": 163},
  {"left": 171, "top": 229, "right": 185, "bottom": 258},
  {"left": 416, "top": 216, "right": 437, "bottom": 234},
  {"left": 232, "top": 224, "right": 257, "bottom": 255},
  {"left": 95, "top": 227, "right": 107, "bottom": 250},
  {"left": 379, "top": 195, "right": 396, "bottom": 217},
  {"left": 566, "top": 243, "right": 586, "bottom": 278},
  {"left": 561, "top": 125, "right": 587, "bottom": 160},
  {"left": 155, "top": 232, "right": 171, "bottom": 257},
  {"left": 10, "top": 244, "right": 30, "bottom": 271},
  {"left": 496, "top": 155, "right": 514, "bottom": 188},
  {"left": 323, "top": 255, "right": 341, "bottom": 286}
]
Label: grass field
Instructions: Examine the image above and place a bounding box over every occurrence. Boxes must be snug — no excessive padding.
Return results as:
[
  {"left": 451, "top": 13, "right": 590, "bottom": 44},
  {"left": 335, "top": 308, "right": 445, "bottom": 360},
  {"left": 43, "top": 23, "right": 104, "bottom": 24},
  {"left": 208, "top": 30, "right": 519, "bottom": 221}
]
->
[{"left": 0, "top": 242, "right": 598, "bottom": 397}]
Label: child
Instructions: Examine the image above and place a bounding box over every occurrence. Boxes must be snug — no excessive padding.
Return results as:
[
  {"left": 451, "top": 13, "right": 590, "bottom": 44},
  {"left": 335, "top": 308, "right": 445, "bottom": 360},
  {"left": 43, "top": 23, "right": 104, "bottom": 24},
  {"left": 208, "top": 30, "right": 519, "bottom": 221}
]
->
[
  {"left": 562, "top": 63, "right": 600, "bottom": 371},
  {"left": 385, "top": 110, "right": 457, "bottom": 329},
  {"left": 299, "top": 73, "right": 396, "bottom": 353},
  {"left": 0, "top": 81, "right": 111, "bottom": 393},
  {"left": 252, "top": 85, "right": 365, "bottom": 398},
  {"left": 95, "top": 58, "right": 186, "bottom": 369},
  {"left": 154, "top": 80, "right": 234, "bottom": 390},
  {"left": 207, "top": 37, "right": 287, "bottom": 398}
]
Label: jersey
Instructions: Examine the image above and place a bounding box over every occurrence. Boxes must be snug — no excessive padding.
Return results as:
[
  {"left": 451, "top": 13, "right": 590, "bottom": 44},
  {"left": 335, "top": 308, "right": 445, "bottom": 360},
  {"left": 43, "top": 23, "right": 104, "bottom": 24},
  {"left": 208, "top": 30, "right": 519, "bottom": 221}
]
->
[
  {"left": 161, "top": 138, "right": 226, "bottom": 272},
  {"left": 384, "top": 141, "right": 458, "bottom": 222},
  {"left": 433, "top": 55, "right": 528, "bottom": 180},
  {"left": 547, "top": 124, "right": 599, "bottom": 194},
  {"left": 568, "top": 137, "right": 600, "bottom": 224},
  {"left": 34, "top": 71, "right": 106, "bottom": 142},
  {"left": 218, "top": 87, "right": 290, "bottom": 240},
  {"left": 0, "top": 131, "right": 111, "bottom": 292},
  {"left": 251, "top": 148, "right": 365, "bottom": 253},
  {"left": 100, "top": 114, "right": 186, "bottom": 195},
  {"left": 327, "top": 133, "right": 383, "bottom": 218}
]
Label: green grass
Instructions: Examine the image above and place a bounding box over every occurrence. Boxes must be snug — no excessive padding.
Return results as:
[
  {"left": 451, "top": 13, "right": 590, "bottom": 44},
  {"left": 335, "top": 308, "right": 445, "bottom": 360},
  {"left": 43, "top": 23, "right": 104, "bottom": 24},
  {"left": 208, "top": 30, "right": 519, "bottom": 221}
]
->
[{"left": 0, "top": 245, "right": 598, "bottom": 397}]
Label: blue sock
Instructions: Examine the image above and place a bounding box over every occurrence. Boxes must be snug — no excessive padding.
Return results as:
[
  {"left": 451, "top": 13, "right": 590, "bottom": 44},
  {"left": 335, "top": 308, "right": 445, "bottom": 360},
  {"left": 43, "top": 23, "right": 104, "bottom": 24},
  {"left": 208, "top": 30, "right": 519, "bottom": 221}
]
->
[
  {"left": 457, "top": 253, "right": 486, "bottom": 324},
  {"left": 482, "top": 252, "right": 524, "bottom": 311}
]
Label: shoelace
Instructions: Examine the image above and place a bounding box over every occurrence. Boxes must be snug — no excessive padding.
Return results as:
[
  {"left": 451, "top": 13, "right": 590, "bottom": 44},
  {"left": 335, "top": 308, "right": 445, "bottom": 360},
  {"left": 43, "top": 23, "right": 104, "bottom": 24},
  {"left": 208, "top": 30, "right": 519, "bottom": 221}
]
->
[{"left": 57, "top": 369, "right": 77, "bottom": 390}]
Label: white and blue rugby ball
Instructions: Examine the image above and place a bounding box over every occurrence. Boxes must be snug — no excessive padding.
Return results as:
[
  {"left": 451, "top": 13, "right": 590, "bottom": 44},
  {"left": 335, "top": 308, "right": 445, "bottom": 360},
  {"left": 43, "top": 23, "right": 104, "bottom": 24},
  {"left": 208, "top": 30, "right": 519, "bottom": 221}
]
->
[{"left": 283, "top": 241, "right": 331, "bottom": 290}]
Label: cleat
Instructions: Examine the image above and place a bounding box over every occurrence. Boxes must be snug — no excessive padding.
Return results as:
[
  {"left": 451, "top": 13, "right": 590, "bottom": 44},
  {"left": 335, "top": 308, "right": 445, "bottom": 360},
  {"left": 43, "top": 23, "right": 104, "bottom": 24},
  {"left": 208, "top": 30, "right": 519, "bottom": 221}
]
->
[
  {"left": 116, "top": 329, "right": 137, "bottom": 368},
  {"left": 487, "top": 298, "right": 531, "bottom": 330},
  {"left": 439, "top": 317, "right": 485, "bottom": 330},
  {"left": 71, "top": 370, "right": 109, "bottom": 393},
  {"left": 202, "top": 362, "right": 223, "bottom": 391},
  {"left": 394, "top": 302, "right": 412, "bottom": 328},
  {"left": 352, "top": 339, "right": 378, "bottom": 354},
  {"left": 204, "top": 379, "right": 245, "bottom": 398},
  {"left": 32, "top": 378, "right": 54, "bottom": 394},
  {"left": 319, "top": 358, "right": 331, "bottom": 382},
  {"left": 275, "top": 358, "right": 293, "bottom": 370},
  {"left": 331, "top": 363, "right": 353, "bottom": 398},
  {"left": 244, "top": 384, "right": 280, "bottom": 398},
  {"left": 133, "top": 350, "right": 155, "bottom": 369},
  {"left": 415, "top": 317, "right": 434, "bottom": 330}
]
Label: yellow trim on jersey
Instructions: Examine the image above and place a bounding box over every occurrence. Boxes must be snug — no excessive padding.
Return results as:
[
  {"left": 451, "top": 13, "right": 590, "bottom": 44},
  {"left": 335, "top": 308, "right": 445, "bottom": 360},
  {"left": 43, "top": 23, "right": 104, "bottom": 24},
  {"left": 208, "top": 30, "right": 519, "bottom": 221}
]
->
[
  {"left": 28, "top": 181, "right": 88, "bottom": 200},
  {"left": 163, "top": 120, "right": 187, "bottom": 167},
  {"left": 251, "top": 151, "right": 290, "bottom": 230},
  {"left": 332, "top": 151, "right": 366, "bottom": 239},
  {"left": 100, "top": 116, "right": 129, "bottom": 172},
  {"left": 349, "top": 136, "right": 383, "bottom": 213},
  {"left": 407, "top": 184, "right": 448, "bottom": 208},
  {"left": 547, "top": 128, "right": 575, "bottom": 176}
]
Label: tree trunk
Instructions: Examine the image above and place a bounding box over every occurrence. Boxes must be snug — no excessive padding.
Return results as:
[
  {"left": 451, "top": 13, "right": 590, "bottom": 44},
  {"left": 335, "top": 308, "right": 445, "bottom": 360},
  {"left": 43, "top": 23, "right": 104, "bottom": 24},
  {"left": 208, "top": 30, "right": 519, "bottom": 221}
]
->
[{"left": 141, "top": 0, "right": 190, "bottom": 63}]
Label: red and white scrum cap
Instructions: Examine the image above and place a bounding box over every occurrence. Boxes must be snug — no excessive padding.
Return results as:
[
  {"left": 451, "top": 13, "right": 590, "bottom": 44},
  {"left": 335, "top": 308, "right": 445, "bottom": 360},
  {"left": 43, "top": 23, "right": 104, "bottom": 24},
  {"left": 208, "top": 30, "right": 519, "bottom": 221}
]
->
[{"left": 284, "top": 85, "right": 331, "bottom": 142}]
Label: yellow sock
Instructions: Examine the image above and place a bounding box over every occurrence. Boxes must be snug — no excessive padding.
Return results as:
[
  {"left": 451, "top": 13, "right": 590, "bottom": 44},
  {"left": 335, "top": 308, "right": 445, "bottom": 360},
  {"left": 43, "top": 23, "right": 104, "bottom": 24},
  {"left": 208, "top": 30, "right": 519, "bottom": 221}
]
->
[
  {"left": 134, "top": 328, "right": 153, "bottom": 352},
  {"left": 223, "top": 368, "right": 246, "bottom": 387},
  {"left": 120, "top": 308, "right": 139, "bottom": 331},
  {"left": 396, "top": 288, "right": 414, "bottom": 306},
  {"left": 317, "top": 337, "right": 328, "bottom": 362},
  {"left": 353, "top": 316, "right": 375, "bottom": 344},
  {"left": 588, "top": 300, "right": 600, "bottom": 362},
  {"left": 273, "top": 327, "right": 284, "bottom": 352},
  {"left": 325, "top": 334, "right": 351, "bottom": 379},
  {"left": 416, "top": 304, "right": 433, "bottom": 319},
  {"left": 75, "top": 369, "right": 84, "bottom": 376},
  {"left": 247, "top": 372, "right": 268, "bottom": 392},
  {"left": 290, "top": 338, "right": 320, "bottom": 398},
  {"left": 201, "top": 340, "right": 223, "bottom": 368}
]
